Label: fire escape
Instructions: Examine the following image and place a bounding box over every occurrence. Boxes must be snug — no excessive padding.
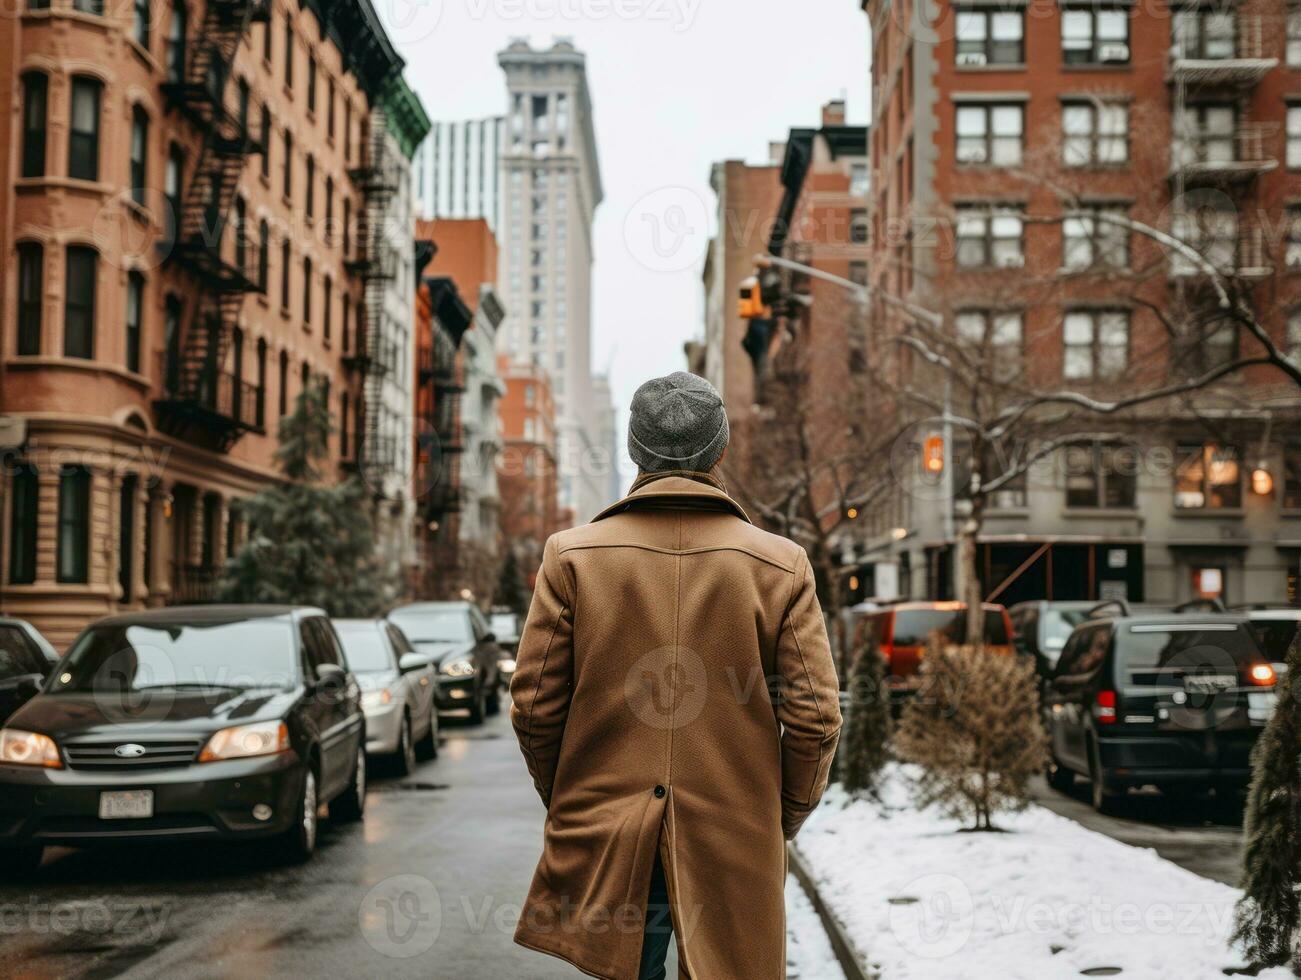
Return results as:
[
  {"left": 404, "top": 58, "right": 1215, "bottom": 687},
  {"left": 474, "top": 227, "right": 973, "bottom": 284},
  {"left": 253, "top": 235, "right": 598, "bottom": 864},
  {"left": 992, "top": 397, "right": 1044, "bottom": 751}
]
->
[
  {"left": 344, "top": 109, "right": 400, "bottom": 488},
  {"left": 418, "top": 279, "right": 472, "bottom": 524},
  {"left": 155, "top": 0, "right": 268, "bottom": 451}
]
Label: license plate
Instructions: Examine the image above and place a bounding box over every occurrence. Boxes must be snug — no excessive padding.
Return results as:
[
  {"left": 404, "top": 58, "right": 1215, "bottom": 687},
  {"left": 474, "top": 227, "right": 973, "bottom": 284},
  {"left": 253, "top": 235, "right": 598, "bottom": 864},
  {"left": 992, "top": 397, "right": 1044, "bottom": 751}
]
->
[
  {"left": 98, "top": 790, "right": 154, "bottom": 820},
  {"left": 1184, "top": 674, "right": 1236, "bottom": 694}
]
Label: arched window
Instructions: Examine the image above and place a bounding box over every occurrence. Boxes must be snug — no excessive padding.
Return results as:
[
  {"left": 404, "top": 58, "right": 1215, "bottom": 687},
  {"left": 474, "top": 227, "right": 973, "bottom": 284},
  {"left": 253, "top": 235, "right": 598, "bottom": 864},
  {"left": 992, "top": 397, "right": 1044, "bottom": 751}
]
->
[
  {"left": 164, "top": 145, "right": 183, "bottom": 246},
  {"left": 257, "top": 219, "right": 270, "bottom": 291},
  {"left": 68, "top": 77, "right": 102, "bottom": 181},
  {"left": 340, "top": 391, "right": 350, "bottom": 457},
  {"left": 130, "top": 106, "right": 148, "bottom": 205},
  {"left": 322, "top": 275, "right": 332, "bottom": 341},
  {"left": 231, "top": 327, "right": 244, "bottom": 423},
  {"left": 64, "top": 246, "right": 97, "bottom": 359},
  {"left": 280, "top": 238, "right": 291, "bottom": 309},
  {"left": 256, "top": 339, "right": 268, "bottom": 428},
  {"left": 233, "top": 196, "right": 246, "bottom": 274},
  {"left": 166, "top": 3, "right": 187, "bottom": 82},
  {"left": 125, "top": 271, "right": 144, "bottom": 373},
  {"left": 16, "top": 243, "right": 42, "bottom": 355},
  {"left": 305, "top": 153, "right": 315, "bottom": 217},
  {"left": 278, "top": 350, "right": 289, "bottom": 415},
  {"left": 133, "top": 0, "right": 150, "bottom": 48},
  {"left": 302, "top": 256, "right": 312, "bottom": 325},
  {"left": 20, "top": 72, "right": 47, "bottom": 178}
]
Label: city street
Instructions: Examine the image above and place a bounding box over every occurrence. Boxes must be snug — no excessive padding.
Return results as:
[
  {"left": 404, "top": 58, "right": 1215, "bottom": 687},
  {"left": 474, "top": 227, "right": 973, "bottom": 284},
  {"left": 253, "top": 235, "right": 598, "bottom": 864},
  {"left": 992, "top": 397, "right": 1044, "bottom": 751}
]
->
[{"left": 0, "top": 712, "right": 844, "bottom": 979}]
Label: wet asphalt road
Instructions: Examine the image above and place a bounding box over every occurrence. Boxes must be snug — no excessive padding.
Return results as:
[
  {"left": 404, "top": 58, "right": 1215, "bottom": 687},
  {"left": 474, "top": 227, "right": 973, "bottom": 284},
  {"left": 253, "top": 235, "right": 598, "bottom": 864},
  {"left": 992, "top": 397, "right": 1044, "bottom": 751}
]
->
[
  {"left": 1029, "top": 776, "right": 1245, "bottom": 887},
  {"left": 0, "top": 711, "right": 584, "bottom": 979}
]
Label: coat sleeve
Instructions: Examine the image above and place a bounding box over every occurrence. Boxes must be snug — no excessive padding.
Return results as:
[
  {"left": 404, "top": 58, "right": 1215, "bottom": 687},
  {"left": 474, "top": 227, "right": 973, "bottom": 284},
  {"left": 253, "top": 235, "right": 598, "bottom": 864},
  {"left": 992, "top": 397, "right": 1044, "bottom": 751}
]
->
[
  {"left": 775, "top": 550, "right": 843, "bottom": 839},
  {"left": 510, "top": 535, "right": 574, "bottom": 808}
]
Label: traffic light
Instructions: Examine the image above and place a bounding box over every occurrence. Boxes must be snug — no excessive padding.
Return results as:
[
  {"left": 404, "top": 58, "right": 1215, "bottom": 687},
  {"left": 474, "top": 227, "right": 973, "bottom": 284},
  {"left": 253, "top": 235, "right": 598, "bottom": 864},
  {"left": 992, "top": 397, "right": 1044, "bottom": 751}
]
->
[
  {"left": 738, "top": 276, "right": 769, "bottom": 320},
  {"left": 923, "top": 435, "right": 944, "bottom": 475}
]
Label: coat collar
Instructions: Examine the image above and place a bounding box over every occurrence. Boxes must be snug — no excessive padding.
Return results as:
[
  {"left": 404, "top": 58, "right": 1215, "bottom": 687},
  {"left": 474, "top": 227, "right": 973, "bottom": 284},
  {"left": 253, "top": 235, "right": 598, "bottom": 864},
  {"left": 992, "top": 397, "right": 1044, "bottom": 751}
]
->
[{"left": 592, "top": 470, "right": 752, "bottom": 524}]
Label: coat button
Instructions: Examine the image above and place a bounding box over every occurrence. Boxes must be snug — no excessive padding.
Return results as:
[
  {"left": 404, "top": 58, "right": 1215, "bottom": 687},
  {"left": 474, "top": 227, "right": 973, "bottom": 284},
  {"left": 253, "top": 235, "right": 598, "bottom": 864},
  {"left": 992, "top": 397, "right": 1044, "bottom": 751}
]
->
[{"left": 653, "top": 785, "right": 666, "bottom": 798}]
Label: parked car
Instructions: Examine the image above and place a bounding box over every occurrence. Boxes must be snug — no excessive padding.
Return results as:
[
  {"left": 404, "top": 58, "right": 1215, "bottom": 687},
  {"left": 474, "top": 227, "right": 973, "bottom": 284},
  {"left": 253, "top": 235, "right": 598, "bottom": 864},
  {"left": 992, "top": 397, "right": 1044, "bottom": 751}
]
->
[
  {"left": 0, "top": 619, "right": 59, "bottom": 726},
  {"left": 489, "top": 610, "right": 522, "bottom": 689},
  {"left": 852, "top": 601, "right": 1016, "bottom": 702},
  {"left": 1042, "top": 602, "right": 1276, "bottom": 814},
  {"left": 1231, "top": 605, "right": 1301, "bottom": 677},
  {"left": 1008, "top": 600, "right": 1103, "bottom": 678},
  {"left": 388, "top": 602, "right": 503, "bottom": 724},
  {"left": 335, "top": 619, "right": 438, "bottom": 774},
  {"left": 0, "top": 606, "right": 366, "bottom": 876}
]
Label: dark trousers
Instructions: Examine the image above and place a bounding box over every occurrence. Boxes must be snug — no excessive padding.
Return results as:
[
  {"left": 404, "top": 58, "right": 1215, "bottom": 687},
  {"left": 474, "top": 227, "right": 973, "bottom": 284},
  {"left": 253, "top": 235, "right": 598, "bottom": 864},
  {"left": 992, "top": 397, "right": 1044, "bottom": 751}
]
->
[{"left": 638, "top": 855, "right": 674, "bottom": 980}]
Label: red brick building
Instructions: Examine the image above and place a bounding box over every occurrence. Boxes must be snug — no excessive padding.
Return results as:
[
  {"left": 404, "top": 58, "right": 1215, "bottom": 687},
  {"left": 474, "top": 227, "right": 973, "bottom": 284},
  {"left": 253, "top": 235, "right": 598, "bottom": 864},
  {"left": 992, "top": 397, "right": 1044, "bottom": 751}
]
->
[{"left": 496, "top": 355, "right": 562, "bottom": 587}]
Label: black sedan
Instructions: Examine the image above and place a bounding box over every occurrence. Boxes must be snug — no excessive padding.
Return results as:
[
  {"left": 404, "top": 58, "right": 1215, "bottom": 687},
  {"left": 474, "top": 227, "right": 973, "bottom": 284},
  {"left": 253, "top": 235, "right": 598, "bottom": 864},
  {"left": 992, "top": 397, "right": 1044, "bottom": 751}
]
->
[
  {"left": 0, "top": 618, "right": 59, "bottom": 725},
  {"left": 0, "top": 606, "right": 366, "bottom": 876},
  {"left": 388, "top": 601, "right": 503, "bottom": 724}
]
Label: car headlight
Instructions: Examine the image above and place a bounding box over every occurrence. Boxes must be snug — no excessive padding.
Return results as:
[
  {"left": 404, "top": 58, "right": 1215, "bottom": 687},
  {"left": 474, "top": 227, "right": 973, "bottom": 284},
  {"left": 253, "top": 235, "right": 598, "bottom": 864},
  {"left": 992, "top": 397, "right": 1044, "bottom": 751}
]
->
[
  {"left": 362, "top": 688, "right": 394, "bottom": 709},
  {"left": 440, "top": 656, "right": 476, "bottom": 678},
  {"left": 0, "top": 729, "right": 62, "bottom": 769},
  {"left": 199, "top": 721, "right": 289, "bottom": 763}
]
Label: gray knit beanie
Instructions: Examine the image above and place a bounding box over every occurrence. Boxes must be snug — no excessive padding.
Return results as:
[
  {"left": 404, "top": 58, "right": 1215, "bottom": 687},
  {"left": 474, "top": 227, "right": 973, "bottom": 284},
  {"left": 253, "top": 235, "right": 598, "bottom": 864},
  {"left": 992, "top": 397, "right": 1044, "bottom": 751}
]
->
[{"left": 627, "top": 372, "right": 730, "bottom": 474}]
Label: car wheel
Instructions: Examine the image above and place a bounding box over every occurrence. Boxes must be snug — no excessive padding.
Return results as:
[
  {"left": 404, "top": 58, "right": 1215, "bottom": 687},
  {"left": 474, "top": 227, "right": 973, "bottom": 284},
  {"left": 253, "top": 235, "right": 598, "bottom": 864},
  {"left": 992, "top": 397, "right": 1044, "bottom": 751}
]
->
[
  {"left": 280, "top": 767, "right": 319, "bottom": 862},
  {"left": 1088, "top": 741, "right": 1121, "bottom": 817},
  {"left": 334, "top": 745, "right": 367, "bottom": 823},
  {"left": 1046, "top": 754, "right": 1075, "bottom": 793},
  {"left": 393, "top": 715, "right": 416, "bottom": 777},
  {"left": 3, "top": 845, "right": 43, "bottom": 879},
  {"left": 467, "top": 683, "right": 487, "bottom": 725},
  {"left": 416, "top": 706, "right": 439, "bottom": 761}
]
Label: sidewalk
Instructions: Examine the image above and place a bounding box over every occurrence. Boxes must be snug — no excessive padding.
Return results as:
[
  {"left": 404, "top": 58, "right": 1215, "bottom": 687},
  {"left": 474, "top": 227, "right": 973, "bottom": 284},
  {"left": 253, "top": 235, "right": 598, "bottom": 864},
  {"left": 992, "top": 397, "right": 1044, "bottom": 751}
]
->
[{"left": 792, "top": 766, "right": 1290, "bottom": 980}]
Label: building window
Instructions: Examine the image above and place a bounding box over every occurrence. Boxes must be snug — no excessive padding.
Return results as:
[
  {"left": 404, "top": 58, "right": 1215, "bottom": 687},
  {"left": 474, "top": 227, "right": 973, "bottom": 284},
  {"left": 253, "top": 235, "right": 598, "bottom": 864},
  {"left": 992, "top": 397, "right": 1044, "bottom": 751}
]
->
[
  {"left": 1062, "top": 7, "right": 1130, "bottom": 64},
  {"left": 233, "top": 196, "right": 246, "bottom": 274},
  {"left": 237, "top": 78, "right": 250, "bottom": 137},
  {"left": 1289, "top": 107, "right": 1301, "bottom": 169},
  {"left": 283, "top": 130, "right": 293, "bottom": 197},
  {"left": 1171, "top": 202, "right": 1238, "bottom": 273},
  {"left": 1183, "top": 319, "right": 1238, "bottom": 374},
  {"left": 129, "top": 106, "right": 148, "bottom": 204},
  {"left": 125, "top": 271, "right": 143, "bottom": 373},
  {"left": 258, "top": 219, "right": 270, "bottom": 290},
  {"left": 164, "top": 145, "right": 183, "bottom": 245},
  {"left": 305, "top": 154, "right": 315, "bottom": 217},
  {"left": 1290, "top": 7, "right": 1301, "bottom": 67},
  {"left": 341, "top": 297, "right": 351, "bottom": 353},
  {"left": 956, "top": 309, "right": 1023, "bottom": 381},
  {"left": 340, "top": 392, "right": 350, "bottom": 457},
  {"left": 284, "top": 17, "right": 294, "bottom": 88},
  {"left": 1063, "top": 309, "right": 1128, "bottom": 380},
  {"left": 1173, "top": 8, "right": 1236, "bottom": 60},
  {"left": 163, "top": 295, "right": 181, "bottom": 389},
  {"left": 133, "top": 0, "right": 150, "bottom": 47},
  {"left": 68, "top": 77, "right": 102, "bottom": 182},
  {"left": 1062, "top": 206, "right": 1129, "bottom": 269},
  {"left": 327, "top": 78, "right": 336, "bottom": 139},
  {"left": 1176, "top": 443, "right": 1241, "bottom": 510},
  {"left": 1289, "top": 310, "right": 1301, "bottom": 363},
  {"left": 849, "top": 162, "right": 869, "bottom": 197},
  {"left": 1285, "top": 445, "right": 1301, "bottom": 509},
  {"left": 262, "top": 12, "right": 272, "bottom": 61},
  {"left": 166, "top": 3, "right": 186, "bottom": 82},
  {"left": 850, "top": 208, "right": 869, "bottom": 244},
  {"left": 955, "top": 103, "right": 1023, "bottom": 166},
  {"left": 1176, "top": 104, "right": 1238, "bottom": 167},
  {"left": 56, "top": 466, "right": 91, "bottom": 584},
  {"left": 64, "top": 246, "right": 97, "bottom": 359},
  {"left": 72, "top": 0, "right": 103, "bottom": 14},
  {"left": 344, "top": 100, "right": 352, "bottom": 162},
  {"left": 256, "top": 339, "right": 267, "bottom": 428},
  {"left": 8, "top": 463, "right": 38, "bottom": 585},
  {"left": 324, "top": 176, "right": 334, "bottom": 242},
  {"left": 955, "top": 207, "right": 1023, "bottom": 267},
  {"left": 279, "top": 350, "right": 289, "bottom": 415},
  {"left": 1062, "top": 102, "right": 1127, "bottom": 166},
  {"left": 21, "top": 72, "right": 47, "bottom": 178},
  {"left": 343, "top": 197, "right": 351, "bottom": 257},
  {"left": 302, "top": 257, "right": 312, "bottom": 325},
  {"left": 322, "top": 275, "right": 332, "bottom": 341},
  {"left": 280, "top": 239, "right": 291, "bottom": 309},
  {"left": 260, "top": 106, "right": 271, "bottom": 178},
  {"left": 17, "top": 243, "right": 42, "bottom": 356},
  {"left": 307, "top": 55, "right": 316, "bottom": 112},
  {"left": 955, "top": 8, "right": 1024, "bottom": 65},
  {"left": 1064, "top": 443, "right": 1138, "bottom": 508}
]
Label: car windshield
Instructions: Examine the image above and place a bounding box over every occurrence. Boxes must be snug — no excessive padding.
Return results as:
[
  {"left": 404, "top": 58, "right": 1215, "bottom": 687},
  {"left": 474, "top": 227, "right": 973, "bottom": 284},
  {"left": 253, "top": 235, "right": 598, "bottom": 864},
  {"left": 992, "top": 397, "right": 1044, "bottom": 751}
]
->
[
  {"left": 1042, "top": 609, "right": 1092, "bottom": 652},
  {"left": 491, "top": 614, "right": 520, "bottom": 640},
  {"left": 335, "top": 624, "right": 393, "bottom": 673},
  {"left": 1120, "top": 623, "right": 1263, "bottom": 675},
  {"left": 52, "top": 619, "right": 298, "bottom": 693},
  {"left": 1249, "top": 619, "right": 1300, "bottom": 662},
  {"left": 390, "top": 610, "right": 473, "bottom": 644},
  {"left": 892, "top": 609, "right": 1009, "bottom": 646},
  {"left": 0, "top": 625, "right": 48, "bottom": 678}
]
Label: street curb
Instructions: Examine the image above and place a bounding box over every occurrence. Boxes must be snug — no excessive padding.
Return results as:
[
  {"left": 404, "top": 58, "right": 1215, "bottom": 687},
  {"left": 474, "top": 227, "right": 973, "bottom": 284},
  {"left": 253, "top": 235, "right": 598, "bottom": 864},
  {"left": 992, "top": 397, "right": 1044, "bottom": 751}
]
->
[{"left": 787, "top": 842, "right": 874, "bottom": 980}]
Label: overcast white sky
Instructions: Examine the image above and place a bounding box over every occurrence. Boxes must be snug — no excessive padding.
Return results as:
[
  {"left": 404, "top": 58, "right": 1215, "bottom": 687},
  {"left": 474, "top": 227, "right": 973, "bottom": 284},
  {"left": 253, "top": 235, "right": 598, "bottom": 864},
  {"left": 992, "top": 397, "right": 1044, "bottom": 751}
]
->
[{"left": 381, "top": 0, "right": 869, "bottom": 470}]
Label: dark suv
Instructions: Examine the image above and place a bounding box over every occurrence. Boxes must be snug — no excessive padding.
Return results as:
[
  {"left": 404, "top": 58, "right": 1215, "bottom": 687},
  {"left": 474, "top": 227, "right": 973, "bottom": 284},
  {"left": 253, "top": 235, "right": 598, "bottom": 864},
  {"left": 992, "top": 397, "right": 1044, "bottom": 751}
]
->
[
  {"left": 1042, "top": 602, "right": 1276, "bottom": 813},
  {"left": 0, "top": 606, "right": 366, "bottom": 875}
]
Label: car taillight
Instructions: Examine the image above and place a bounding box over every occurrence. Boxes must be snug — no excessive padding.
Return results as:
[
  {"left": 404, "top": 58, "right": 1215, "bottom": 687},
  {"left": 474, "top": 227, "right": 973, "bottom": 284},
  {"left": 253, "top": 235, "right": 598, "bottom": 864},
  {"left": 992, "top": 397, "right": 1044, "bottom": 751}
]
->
[
  {"left": 1249, "top": 663, "right": 1276, "bottom": 686},
  {"left": 1094, "top": 690, "right": 1118, "bottom": 724},
  {"left": 880, "top": 643, "right": 893, "bottom": 663}
]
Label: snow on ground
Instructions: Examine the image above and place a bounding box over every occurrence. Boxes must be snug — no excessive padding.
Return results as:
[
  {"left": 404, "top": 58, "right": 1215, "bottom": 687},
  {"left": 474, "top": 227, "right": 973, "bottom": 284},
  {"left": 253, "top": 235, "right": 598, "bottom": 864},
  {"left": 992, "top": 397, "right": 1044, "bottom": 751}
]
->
[
  {"left": 796, "top": 766, "right": 1289, "bottom": 980},
  {"left": 787, "top": 874, "right": 845, "bottom": 979}
]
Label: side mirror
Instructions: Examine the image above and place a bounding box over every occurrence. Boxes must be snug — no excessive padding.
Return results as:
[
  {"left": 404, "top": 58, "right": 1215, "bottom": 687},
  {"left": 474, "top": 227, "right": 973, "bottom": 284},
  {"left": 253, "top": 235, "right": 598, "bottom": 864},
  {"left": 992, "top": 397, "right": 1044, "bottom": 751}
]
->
[
  {"left": 315, "top": 662, "right": 346, "bottom": 684},
  {"left": 399, "top": 654, "right": 427, "bottom": 674}
]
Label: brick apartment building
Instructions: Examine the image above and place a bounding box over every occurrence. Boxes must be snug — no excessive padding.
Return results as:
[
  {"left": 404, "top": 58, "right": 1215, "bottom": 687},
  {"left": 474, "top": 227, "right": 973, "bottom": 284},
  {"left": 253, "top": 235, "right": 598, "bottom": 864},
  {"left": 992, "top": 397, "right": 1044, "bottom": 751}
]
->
[
  {"left": 0, "top": 0, "right": 407, "bottom": 644},
  {"left": 495, "top": 354, "right": 561, "bottom": 588},
  {"left": 858, "top": 0, "right": 1301, "bottom": 606}
]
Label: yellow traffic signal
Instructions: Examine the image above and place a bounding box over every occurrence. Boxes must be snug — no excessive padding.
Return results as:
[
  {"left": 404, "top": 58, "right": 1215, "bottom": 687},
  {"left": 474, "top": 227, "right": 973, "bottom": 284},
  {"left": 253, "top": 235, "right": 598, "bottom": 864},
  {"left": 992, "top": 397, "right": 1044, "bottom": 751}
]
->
[
  {"left": 923, "top": 435, "right": 944, "bottom": 475},
  {"left": 738, "top": 276, "right": 770, "bottom": 320}
]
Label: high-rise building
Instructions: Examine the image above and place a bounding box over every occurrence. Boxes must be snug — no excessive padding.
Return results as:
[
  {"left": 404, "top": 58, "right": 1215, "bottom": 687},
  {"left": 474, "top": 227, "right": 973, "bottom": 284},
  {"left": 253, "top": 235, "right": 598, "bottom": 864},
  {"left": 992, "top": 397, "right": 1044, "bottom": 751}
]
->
[
  {"left": 0, "top": 0, "right": 407, "bottom": 644},
  {"left": 413, "top": 117, "right": 505, "bottom": 230}
]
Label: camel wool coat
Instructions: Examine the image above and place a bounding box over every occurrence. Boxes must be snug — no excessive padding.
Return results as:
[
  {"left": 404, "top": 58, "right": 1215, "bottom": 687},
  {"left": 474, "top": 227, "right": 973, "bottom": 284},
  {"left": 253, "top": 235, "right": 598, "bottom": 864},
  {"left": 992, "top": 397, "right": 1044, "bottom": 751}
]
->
[{"left": 510, "top": 470, "right": 843, "bottom": 980}]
